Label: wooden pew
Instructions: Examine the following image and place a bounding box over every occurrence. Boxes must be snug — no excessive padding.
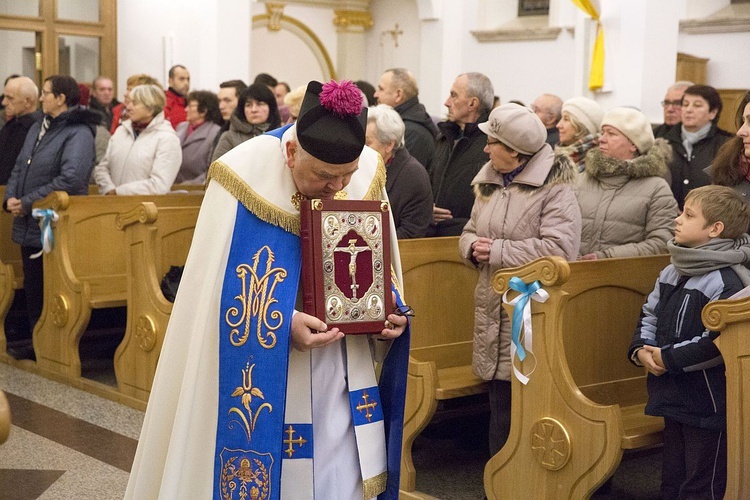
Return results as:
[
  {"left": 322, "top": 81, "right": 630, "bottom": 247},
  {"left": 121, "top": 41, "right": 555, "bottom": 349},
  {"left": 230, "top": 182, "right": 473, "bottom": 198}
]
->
[
  {"left": 398, "top": 236, "right": 484, "bottom": 499},
  {"left": 0, "top": 186, "right": 23, "bottom": 354},
  {"left": 702, "top": 289, "right": 750, "bottom": 498},
  {"left": 484, "top": 254, "right": 670, "bottom": 499},
  {"left": 31, "top": 191, "right": 203, "bottom": 379},
  {"left": 113, "top": 202, "right": 199, "bottom": 402}
]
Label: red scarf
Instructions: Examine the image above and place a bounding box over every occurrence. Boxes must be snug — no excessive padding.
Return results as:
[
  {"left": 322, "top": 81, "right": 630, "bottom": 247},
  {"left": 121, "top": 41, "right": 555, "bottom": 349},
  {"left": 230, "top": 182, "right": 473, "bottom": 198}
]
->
[
  {"left": 131, "top": 118, "right": 152, "bottom": 136},
  {"left": 186, "top": 120, "right": 205, "bottom": 138}
]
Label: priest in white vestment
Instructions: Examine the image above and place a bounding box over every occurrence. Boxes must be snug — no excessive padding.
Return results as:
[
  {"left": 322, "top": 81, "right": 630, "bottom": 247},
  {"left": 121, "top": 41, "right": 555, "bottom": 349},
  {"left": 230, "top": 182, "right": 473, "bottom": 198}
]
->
[{"left": 125, "top": 80, "right": 410, "bottom": 500}]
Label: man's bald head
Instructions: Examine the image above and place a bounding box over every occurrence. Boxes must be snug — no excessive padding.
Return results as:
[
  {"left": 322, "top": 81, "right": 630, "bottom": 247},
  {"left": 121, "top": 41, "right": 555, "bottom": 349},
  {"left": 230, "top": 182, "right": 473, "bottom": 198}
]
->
[
  {"left": 2, "top": 76, "right": 39, "bottom": 119},
  {"left": 531, "top": 94, "right": 563, "bottom": 128}
]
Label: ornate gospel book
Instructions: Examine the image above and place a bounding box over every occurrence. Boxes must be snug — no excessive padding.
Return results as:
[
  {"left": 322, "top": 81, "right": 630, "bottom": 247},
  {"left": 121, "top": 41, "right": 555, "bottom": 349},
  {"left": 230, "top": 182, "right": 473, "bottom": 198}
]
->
[{"left": 300, "top": 198, "right": 392, "bottom": 334}]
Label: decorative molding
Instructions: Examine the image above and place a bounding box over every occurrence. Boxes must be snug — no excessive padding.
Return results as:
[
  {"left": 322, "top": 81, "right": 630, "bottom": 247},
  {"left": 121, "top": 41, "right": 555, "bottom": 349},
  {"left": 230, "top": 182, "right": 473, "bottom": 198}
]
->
[
  {"left": 265, "top": 3, "right": 285, "bottom": 31},
  {"left": 252, "top": 14, "right": 336, "bottom": 81},
  {"left": 260, "top": 0, "right": 369, "bottom": 8},
  {"left": 472, "top": 26, "right": 561, "bottom": 42},
  {"left": 333, "top": 9, "right": 374, "bottom": 33},
  {"left": 471, "top": 15, "right": 561, "bottom": 43},
  {"left": 680, "top": 4, "right": 750, "bottom": 34}
]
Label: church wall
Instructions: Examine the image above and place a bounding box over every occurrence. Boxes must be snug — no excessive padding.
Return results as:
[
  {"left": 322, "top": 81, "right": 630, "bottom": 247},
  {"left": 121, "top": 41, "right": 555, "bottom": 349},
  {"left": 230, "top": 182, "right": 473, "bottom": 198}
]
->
[{"left": 113, "top": 0, "right": 748, "bottom": 121}]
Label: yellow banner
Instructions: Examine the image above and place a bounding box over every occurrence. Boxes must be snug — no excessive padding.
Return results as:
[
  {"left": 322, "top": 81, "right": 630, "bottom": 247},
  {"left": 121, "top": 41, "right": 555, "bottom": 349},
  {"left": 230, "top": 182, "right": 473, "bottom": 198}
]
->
[{"left": 571, "top": 0, "right": 605, "bottom": 91}]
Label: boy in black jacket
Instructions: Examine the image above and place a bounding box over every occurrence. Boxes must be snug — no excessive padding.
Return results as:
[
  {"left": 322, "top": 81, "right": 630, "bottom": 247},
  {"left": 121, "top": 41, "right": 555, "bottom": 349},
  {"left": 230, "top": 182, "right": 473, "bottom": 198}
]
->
[{"left": 628, "top": 185, "right": 750, "bottom": 499}]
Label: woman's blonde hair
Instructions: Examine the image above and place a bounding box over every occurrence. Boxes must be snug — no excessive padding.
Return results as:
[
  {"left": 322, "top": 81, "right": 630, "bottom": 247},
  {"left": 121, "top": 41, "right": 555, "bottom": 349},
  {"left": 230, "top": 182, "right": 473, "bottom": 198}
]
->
[{"left": 129, "top": 84, "right": 166, "bottom": 116}]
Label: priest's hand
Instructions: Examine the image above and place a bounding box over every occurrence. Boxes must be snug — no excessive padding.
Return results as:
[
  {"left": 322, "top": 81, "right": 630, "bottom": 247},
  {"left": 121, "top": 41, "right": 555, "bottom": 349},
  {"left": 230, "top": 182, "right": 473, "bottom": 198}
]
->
[
  {"left": 291, "top": 311, "right": 344, "bottom": 351},
  {"left": 375, "top": 291, "right": 408, "bottom": 340},
  {"left": 376, "top": 312, "right": 407, "bottom": 340}
]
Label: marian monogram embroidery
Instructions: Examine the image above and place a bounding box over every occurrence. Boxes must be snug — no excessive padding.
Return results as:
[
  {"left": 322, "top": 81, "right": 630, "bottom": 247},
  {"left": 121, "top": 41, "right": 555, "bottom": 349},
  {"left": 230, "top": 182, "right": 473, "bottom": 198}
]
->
[{"left": 225, "top": 245, "right": 287, "bottom": 349}]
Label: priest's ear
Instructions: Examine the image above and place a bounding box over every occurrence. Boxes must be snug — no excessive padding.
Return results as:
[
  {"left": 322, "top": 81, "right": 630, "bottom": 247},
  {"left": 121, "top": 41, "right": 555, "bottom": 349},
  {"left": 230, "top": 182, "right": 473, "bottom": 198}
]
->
[{"left": 285, "top": 140, "right": 298, "bottom": 169}]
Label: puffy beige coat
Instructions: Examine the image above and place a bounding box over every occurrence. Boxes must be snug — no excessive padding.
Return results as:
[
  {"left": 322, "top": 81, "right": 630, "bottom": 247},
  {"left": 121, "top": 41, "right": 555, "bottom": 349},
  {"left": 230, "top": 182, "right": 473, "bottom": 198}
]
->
[
  {"left": 576, "top": 140, "right": 678, "bottom": 258},
  {"left": 459, "top": 146, "right": 581, "bottom": 381}
]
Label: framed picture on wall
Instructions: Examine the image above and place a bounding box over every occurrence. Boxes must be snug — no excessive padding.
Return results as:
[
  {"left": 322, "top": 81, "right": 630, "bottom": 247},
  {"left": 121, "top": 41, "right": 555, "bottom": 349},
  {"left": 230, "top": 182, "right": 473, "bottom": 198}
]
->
[{"left": 518, "top": 0, "right": 550, "bottom": 16}]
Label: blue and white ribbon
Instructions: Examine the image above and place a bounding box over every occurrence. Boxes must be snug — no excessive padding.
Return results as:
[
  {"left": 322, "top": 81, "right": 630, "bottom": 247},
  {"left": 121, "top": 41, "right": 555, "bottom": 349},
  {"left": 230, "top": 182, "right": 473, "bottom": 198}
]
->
[
  {"left": 502, "top": 277, "right": 549, "bottom": 385},
  {"left": 30, "top": 208, "right": 58, "bottom": 259}
]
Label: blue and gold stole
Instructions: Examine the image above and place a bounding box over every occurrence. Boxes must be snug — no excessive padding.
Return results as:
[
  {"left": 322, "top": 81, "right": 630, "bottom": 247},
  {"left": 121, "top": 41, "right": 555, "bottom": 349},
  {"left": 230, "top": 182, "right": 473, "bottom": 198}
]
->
[{"left": 214, "top": 203, "right": 301, "bottom": 500}]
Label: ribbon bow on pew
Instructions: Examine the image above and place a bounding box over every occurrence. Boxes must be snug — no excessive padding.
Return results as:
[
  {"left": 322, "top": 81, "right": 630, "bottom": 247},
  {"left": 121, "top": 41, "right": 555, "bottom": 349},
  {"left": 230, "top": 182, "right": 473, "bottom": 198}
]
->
[
  {"left": 502, "top": 277, "right": 549, "bottom": 385},
  {"left": 30, "top": 208, "right": 59, "bottom": 259}
]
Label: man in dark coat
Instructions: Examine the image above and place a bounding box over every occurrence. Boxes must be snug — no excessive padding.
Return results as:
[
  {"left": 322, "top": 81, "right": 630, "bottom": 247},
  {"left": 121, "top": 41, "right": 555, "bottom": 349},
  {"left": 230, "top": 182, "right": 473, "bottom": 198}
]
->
[
  {"left": 427, "top": 72, "right": 493, "bottom": 237},
  {"left": 3, "top": 75, "right": 99, "bottom": 358},
  {"left": 374, "top": 68, "right": 438, "bottom": 168},
  {"left": 0, "top": 76, "right": 41, "bottom": 184},
  {"left": 88, "top": 75, "right": 120, "bottom": 130}
]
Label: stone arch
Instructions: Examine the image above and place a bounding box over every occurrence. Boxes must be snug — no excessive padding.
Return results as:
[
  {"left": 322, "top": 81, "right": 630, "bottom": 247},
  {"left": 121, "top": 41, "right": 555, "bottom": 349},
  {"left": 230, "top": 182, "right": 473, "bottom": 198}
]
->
[{"left": 252, "top": 13, "right": 336, "bottom": 81}]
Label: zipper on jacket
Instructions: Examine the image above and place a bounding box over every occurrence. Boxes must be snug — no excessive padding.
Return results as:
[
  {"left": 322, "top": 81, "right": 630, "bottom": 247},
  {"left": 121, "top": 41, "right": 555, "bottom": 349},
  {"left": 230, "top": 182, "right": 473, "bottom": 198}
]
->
[{"left": 675, "top": 294, "right": 690, "bottom": 339}]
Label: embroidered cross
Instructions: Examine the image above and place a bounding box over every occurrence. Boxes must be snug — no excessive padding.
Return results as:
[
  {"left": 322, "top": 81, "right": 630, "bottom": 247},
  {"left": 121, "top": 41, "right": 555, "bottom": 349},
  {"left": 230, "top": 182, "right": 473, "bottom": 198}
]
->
[
  {"left": 283, "top": 425, "right": 307, "bottom": 457},
  {"left": 356, "top": 390, "right": 378, "bottom": 422}
]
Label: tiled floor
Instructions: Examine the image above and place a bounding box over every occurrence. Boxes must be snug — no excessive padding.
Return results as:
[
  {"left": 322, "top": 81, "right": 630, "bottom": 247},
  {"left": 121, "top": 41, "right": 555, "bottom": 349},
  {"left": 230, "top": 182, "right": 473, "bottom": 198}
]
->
[{"left": 0, "top": 359, "right": 661, "bottom": 499}]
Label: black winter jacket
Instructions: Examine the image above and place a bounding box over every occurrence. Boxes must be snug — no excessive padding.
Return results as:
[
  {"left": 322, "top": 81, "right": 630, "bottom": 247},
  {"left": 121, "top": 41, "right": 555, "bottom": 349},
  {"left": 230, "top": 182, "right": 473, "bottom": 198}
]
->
[
  {"left": 3, "top": 106, "right": 98, "bottom": 247},
  {"left": 395, "top": 97, "right": 438, "bottom": 169},
  {"left": 628, "top": 264, "right": 745, "bottom": 430},
  {"left": 427, "top": 113, "right": 489, "bottom": 237},
  {"left": 664, "top": 123, "right": 732, "bottom": 209},
  {"left": 0, "top": 110, "right": 42, "bottom": 184}
]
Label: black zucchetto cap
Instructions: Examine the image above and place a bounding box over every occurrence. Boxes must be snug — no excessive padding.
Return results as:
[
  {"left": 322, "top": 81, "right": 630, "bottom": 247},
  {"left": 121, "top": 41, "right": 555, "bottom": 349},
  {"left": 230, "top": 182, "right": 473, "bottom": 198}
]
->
[{"left": 296, "top": 80, "right": 367, "bottom": 164}]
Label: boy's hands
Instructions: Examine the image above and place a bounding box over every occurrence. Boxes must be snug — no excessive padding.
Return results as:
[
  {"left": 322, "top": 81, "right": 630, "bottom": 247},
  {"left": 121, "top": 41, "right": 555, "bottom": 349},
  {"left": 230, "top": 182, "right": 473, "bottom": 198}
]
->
[{"left": 637, "top": 346, "right": 666, "bottom": 376}]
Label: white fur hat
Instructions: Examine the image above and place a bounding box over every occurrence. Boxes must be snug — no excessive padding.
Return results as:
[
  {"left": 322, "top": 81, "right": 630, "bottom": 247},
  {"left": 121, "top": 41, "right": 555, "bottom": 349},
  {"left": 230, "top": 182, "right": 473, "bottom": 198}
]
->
[
  {"left": 601, "top": 107, "right": 655, "bottom": 154},
  {"left": 562, "top": 97, "right": 604, "bottom": 136},
  {"left": 478, "top": 103, "right": 546, "bottom": 155}
]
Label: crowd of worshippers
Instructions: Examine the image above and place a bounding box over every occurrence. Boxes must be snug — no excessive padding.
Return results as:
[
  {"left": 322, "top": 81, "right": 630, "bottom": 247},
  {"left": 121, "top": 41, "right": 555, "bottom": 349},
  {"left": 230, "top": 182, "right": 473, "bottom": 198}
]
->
[{"left": 1, "top": 67, "right": 749, "bottom": 249}]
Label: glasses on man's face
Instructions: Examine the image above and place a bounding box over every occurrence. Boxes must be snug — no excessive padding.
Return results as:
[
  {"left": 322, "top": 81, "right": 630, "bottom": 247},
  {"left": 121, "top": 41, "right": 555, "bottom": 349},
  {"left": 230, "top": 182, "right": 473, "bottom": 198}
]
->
[
  {"left": 486, "top": 139, "right": 502, "bottom": 147},
  {"left": 393, "top": 304, "right": 415, "bottom": 318},
  {"left": 661, "top": 100, "right": 683, "bottom": 108},
  {"left": 40, "top": 89, "right": 53, "bottom": 98}
]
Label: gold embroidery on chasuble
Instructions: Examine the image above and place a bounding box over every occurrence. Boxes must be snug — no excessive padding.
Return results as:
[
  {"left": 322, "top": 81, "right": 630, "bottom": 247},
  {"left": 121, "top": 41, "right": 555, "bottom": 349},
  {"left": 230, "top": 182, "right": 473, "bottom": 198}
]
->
[
  {"left": 229, "top": 362, "right": 273, "bottom": 442},
  {"left": 282, "top": 425, "right": 308, "bottom": 458},
  {"left": 225, "top": 246, "right": 288, "bottom": 349},
  {"left": 355, "top": 389, "right": 379, "bottom": 423},
  {"left": 221, "top": 453, "right": 271, "bottom": 500}
]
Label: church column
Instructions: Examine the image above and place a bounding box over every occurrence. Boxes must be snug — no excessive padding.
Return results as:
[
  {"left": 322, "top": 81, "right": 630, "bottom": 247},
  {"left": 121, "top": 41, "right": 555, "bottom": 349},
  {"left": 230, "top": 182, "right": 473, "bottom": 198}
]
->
[
  {"left": 333, "top": 10, "right": 374, "bottom": 80},
  {"left": 416, "top": 0, "right": 468, "bottom": 116},
  {"left": 595, "top": 0, "right": 681, "bottom": 122}
]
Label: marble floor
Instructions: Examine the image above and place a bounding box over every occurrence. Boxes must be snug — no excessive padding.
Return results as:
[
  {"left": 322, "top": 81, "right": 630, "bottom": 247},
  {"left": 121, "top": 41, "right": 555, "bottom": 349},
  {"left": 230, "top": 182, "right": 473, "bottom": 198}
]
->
[{"left": 0, "top": 358, "right": 661, "bottom": 500}]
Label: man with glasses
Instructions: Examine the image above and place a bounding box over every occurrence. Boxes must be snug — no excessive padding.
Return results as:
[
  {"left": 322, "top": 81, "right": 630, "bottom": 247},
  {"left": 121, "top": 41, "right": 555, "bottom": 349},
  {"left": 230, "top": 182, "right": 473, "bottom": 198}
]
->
[{"left": 654, "top": 81, "right": 694, "bottom": 139}]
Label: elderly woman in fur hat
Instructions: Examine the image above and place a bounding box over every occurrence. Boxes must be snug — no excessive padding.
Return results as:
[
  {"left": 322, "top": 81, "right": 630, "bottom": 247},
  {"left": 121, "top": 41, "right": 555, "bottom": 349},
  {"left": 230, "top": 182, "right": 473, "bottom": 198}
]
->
[
  {"left": 459, "top": 103, "right": 582, "bottom": 456},
  {"left": 576, "top": 107, "right": 678, "bottom": 260}
]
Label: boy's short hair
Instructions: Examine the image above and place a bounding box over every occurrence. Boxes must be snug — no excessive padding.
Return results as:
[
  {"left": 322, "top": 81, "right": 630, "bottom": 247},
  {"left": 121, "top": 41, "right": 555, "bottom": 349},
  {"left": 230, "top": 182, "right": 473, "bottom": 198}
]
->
[{"left": 685, "top": 185, "right": 750, "bottom": 239}]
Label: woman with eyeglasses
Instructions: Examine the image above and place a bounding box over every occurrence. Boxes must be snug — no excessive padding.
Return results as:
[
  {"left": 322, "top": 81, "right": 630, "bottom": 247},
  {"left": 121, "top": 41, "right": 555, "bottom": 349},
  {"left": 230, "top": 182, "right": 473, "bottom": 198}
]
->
[
  {"left": 575, "top": 107, "right": 678, "bottom": 260},
  {"left": 459, "top": 103, "right": 581, "bottom": 456},
  {"left": 664, "top": 84, "right": 733, "bottom": 209},
  {"left": 708, "top": 91, "right": 750, "bottom": 213}
]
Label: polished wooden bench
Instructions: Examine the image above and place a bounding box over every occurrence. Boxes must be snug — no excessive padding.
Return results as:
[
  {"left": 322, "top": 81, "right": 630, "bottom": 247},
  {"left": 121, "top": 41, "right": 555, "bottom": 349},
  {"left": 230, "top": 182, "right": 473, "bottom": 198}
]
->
[
  {"left": 113, "top": 202, "right": 199, "bottom": 402},
  {"left": 484, "top": 254, "right": 670, "bottom": 499},
  {"left": 31, "top": 191, "right": 203, "bottom": 379},
  {"left": 702, "top": 287, "right": 750, "bottom": 499},
  {"left": 0, "top": 186, "right": 23, "bottom": 354},
  {"left": 398, "top": 236, "right": 484, "bottom": 499}
]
